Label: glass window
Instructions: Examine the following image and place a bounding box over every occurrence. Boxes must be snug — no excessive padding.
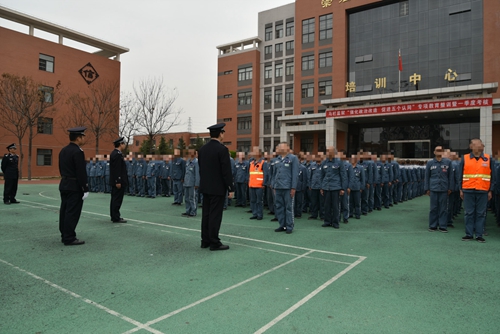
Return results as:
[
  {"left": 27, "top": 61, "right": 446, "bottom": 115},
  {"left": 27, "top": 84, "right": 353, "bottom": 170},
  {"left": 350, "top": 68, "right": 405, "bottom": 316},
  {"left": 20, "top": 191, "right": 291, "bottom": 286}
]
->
[
  {"left": 319, "top": 52, "right": 332, "bottom": 68},
  {"left": 319, "top": 14, "right": 333, "bottom": 40},
  {"left": 302, "top": 18, "right": 315, "bottom": 44},
  {"left": 264, "top": 90, "right": 272, "bottom": 104},
  {"left": 37, "top": 149, "right": 52, "bottom": 166},
  {"left": 302, "top": 55, "right": 314, "bottom": 71},
  {"left": 286, "top": 40, "right": 294, "bottom": 51},
  {"left": 238, "top": 67, "right": 252, "bottom": 81},
  {"left": 264, "top": 45, "right": 272, "bottom": 55},
  {"left": 237, "top": 117, "right": 252, "bottom": 130},
  {"left": 275, "top": 23, "right": 283, "bottom": 39},
  {"left": 275, "top": 63, "right": 283, "bottom": 77},
  {"left": 286, "top": 61, "right": 294, "bottom": 76},
  {"left": 318, "top": 80, "right": 332, "bottom": 96},
  {"left": 39, "top": 54, "right": 54, "bottom": 72},
  {"left": 274, "top": 89, "right": 283, "bottom": 103},
  {"left": 285, "top": 87, "right": 294, "bottom": 102},
  {"left": 286, "top": 20, "right": 294, "bottom": 36},
  {"left": 301, "top": 83, "right": 314, "bottom": 98},
  {"left": 275, "top": 43, "right": 283, "bottom": 53},
  {"left": 39, "top": 86, "right": 54, "bottom": 103},
  {"left": 237, "top": 91, "right": 252, "bottom": 105},
  {"left": 264, "top": 115, "right": 272, "bottom": 130},
  {"left": 264, "top": 65, "right": 273, "bottom": 79},
  {"left": 265, "top": 26, "right": 273, "bottom": 41},
  {"left": 37, "top": 117, "right": 53, "bottom": 134}
]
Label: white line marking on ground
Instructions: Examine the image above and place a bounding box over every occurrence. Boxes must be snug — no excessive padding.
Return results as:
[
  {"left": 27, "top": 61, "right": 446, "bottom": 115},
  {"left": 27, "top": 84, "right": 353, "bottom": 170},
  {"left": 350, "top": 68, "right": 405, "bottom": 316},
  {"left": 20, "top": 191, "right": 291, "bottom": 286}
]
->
[
  {"left": 122, "top": 250, "right": 315, "bottom": 334},
  {"left": 0, "top": 258, "right": 164, "bottom": 334},
  {"left": 254, "top": 256, "right": 367, "bottom": 334}
]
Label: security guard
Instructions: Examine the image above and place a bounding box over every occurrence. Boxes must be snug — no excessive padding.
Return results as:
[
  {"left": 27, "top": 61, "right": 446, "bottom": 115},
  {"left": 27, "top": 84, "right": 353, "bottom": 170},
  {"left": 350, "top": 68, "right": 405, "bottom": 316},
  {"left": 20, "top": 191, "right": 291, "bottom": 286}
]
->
[
  {"left": 109, "top": 137, "right": 128, "bottom": 223},
  {"left": 2, "top": 143, "right": 20, "bottom": 204},
  {"left": 320, "top": 146, "right": 347, "bottom": 229},
  {"left": 249, "top": 149, "right": 266, "bottom": 220},
  {"left": 199, "top": 123, "right": 234, "bottom": 251},
  {"left": 58, "top": 127, "right": 89, "bottom": 245},
  {"left": 459, "top": 138, "right": 494, "bottom": 242},
  {"left": 272, "top": 142, "right": 299, "bottom": 234},
  {"left": 424, "top": 146, "right": 453, "bottom": 232},
  {"left": 171, "top": 149, "right": 185, "bottom": 205},
  {"left": 183, "top": 149, "right": 200, "bottom": 217}
]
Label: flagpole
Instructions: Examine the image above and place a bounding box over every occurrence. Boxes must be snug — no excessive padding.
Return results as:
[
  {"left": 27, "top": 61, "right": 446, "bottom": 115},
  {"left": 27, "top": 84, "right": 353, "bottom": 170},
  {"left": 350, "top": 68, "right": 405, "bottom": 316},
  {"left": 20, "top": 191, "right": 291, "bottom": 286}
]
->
[{"left": 398, "top": 49, "right": 401, "bottom": 92}]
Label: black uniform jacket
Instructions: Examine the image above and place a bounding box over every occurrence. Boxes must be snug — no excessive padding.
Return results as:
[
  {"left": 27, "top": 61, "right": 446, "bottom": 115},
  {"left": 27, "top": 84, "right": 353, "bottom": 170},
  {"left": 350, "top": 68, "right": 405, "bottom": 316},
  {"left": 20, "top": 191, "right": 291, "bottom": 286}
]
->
[
  {"left": 59, "top": 142, "right": 89, "bottom": 192},
  {"left": 1, "top": 153, "right": 19, "bottom": 179},
  {"left": 110, "top": 149, "right": 128, "bottom": 187},
  {"left": 198, "top": 139, "right": 234, "bottom": 196}
]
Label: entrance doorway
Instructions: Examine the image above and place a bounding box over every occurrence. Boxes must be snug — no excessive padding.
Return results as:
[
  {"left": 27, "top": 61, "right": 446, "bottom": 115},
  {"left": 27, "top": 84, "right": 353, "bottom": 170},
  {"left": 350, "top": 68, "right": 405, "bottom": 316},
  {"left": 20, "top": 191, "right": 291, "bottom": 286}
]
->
[{"left": 388, "top": 140, "right": 431, "bottom": 159}]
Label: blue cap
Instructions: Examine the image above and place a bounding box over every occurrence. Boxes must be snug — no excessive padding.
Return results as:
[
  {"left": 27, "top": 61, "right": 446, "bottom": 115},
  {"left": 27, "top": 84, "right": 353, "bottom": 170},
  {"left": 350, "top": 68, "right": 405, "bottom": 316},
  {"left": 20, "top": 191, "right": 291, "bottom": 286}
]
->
[
  {"left": 68, "top": 127, "right": 87, "bottom": 136},
  {"left": 113, "top": 137, "right": 125, "bottom": 145},
  {"left": 7, "top": 143, "right": 16, "bottom": 150}
]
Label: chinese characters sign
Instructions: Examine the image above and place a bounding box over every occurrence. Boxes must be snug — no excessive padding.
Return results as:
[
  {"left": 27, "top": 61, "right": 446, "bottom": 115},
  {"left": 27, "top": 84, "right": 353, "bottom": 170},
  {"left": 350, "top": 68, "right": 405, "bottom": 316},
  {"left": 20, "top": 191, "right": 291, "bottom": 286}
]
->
[
  {"left": 326, "top": 98, "right": 493, "bottom": 118},
  {"left": 78, "top": 62, "right": 99, "bottom": 85}
]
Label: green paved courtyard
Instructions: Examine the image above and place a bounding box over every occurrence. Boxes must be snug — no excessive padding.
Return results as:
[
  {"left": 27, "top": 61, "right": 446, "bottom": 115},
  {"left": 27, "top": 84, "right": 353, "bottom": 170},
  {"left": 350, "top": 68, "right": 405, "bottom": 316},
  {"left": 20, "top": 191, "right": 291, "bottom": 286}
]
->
[{"left": 1, "top": 181, "right": 500, "bottom": 333}]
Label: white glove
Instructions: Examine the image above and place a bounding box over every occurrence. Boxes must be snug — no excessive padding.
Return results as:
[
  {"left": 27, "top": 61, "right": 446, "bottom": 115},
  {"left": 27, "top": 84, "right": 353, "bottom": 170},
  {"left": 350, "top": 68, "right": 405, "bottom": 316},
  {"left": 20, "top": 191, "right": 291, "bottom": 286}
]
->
[{"left": 82, "top": 192, "right": 89, "bottom": 200}]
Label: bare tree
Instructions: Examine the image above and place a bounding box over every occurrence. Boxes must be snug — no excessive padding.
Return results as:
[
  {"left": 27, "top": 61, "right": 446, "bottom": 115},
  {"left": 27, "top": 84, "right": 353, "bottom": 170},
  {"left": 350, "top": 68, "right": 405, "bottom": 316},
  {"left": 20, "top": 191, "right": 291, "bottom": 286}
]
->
[
  {"left": 133, "top": 77, "right": 183, "bottom": 153},
  {"left": 0, "top": 73, "right": 60, "bottom": 179},
  {"left": 64, "top": 80, "right": 120, "bottom": 155},
  {"left": 119, "top": 92, "right": 140, "bottom": 152}
]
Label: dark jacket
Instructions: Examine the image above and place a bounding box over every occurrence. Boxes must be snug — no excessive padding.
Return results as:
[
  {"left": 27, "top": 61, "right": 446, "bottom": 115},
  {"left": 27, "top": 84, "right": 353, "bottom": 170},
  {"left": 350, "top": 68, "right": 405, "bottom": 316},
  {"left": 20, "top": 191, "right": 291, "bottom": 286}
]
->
[
  {"left": 58, "top": 142, "right": 89, "bottom": 192},
  {"left": 1, "top": 153, "right": 19, "bottom": 179},
  {"left": 110, "top": 148, "right": 128, "bottom": 187},
  {"left": 198, "top": 139, "right": 234, "bottom": 196}
]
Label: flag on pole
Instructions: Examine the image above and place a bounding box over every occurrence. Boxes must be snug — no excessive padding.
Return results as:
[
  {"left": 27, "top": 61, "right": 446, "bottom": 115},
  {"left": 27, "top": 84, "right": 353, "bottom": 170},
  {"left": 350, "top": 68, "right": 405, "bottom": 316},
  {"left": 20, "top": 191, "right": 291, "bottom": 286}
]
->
[{"left": 398, "top": 49, "right": 403, "bottom": 72}]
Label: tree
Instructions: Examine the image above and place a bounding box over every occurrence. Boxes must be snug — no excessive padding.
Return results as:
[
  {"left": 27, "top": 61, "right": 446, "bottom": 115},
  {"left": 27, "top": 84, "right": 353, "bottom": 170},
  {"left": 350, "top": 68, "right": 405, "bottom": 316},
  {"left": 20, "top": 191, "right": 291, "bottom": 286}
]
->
[
  {"left": 133, "top": 77, "right": 183, "bottom": 154},
  {"left": 64, "top": 80, "right": 120, "bottom": 155},
  {"left": 0, "top": 73, "right": 60, "bottom": 179},
  {"left": 158, "top": 137, "right": 168, "bottom": 155},
  {"left": 119, "top": 92, "right": 140, "bottom": 153},
  {"left": 139, "top": 139, "right": 153, "bottom": 156},
  {"left": 177, "top": 137, "right": 187, "bottom": 156},
  {"left": 189, "top": 134, "right": 205, "bottom": 151}
]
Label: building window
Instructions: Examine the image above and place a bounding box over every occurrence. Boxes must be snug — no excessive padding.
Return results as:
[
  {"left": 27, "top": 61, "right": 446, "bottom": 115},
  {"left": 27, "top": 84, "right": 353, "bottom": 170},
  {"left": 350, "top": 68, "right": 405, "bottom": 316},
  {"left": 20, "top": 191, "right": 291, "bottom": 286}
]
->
[
  {"left": 223, "top": 94, "right": 232, "bottom": 98},
  {"left": 302, "top": 18, "right": 315, "bottom": 44},
  {"left": 286, "top": 40, "right": 294, "bottom": 51},
  {"left": 264, "top": 116, "right": 272, "bottom": 130},
  {"left": 264, "top": 65, "right": 273, "bottom": 79},
  {"left": 39, "top": 54, "right": 54, "bottom": 72},
  {"left": 223, "top": 70, "right": 233, "bottom": 75},
  {"left": 319, "top": 52, "right": 332, "bottom": 68},
  {"left": 274, "top": 115, "right": 281, "bottom": 129},
  {"left": 238, "top": 67, "right": 252, "bottom": 81},
  {"left": 302, "top": 55, "right": 314, "bottom": 71},
  {"left": 319, "top": 14, "right": 333, "bottom": 40},
  {"left": 275, "top": 63, "right": 283, "bottom": 78},
  {"left": 37, "top": 149, "right": 52, "bottom": 166},
  {"left": 286, "top": 20, "right": 294, "bottom": 36},
  {"left": 301, "top": 83, "right": 314, "bottom": 98},
  {"left": 301, "top": 136, "right": 314, "bottom": 153},
  {"left": 136, "top": 140, "right": 140, "bottom": 146},
  {"left": 275, "top": 43, "right": 283, "bottom": 53},
  {"left": 37, "top": 117, "right": 53, "bottom": 134},
  {"left": 237, "top": 116, "right": 252, "bottom": 130},
  {"left": 400, "top": 1, "right": 409, "bottom": 16},
  {"left": 285, "top": 87, "right": 294, "bottom": 102},
  {"left": 223, "top": 118, "right": 232, "bottom": 122},
  {"left": 264, "top": 45, "right": 272, "bottom": 55},
  {"left": 264, "top": 90, "right": 272, "bottom": 104},
  {"left": 265, "top": 26, "right": 273, "bottom": 41},
  {"left": 275, "top": 89, "right": 283, "bottom": 103},
  {"left": 237, "top": 91, "right": 252, "bottom": 105},
  {"left": 318, "top": 80, "right": 332, "bottom": 96},
  {"left": 286, "top": 61, "right": 294, "bottom": 76},
  {"left": 275, "top": 23, "right": 283, "bottom": 39},
  {"left": 39, "top": 86, "right": 54, "bottom": 103}
]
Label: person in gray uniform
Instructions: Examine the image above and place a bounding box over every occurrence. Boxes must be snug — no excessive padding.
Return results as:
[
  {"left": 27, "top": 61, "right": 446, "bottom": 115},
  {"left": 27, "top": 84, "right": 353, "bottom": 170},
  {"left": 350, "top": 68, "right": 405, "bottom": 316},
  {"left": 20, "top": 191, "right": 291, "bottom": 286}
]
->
[
  {"left": 320, "top": 147, "right": 347, "bottom": 229},
  {"left": 183, "top": 149, "right": 200, "bottom": 217},
  {"left": 171, "top": 149, "right": 186, "bottom": 205}
]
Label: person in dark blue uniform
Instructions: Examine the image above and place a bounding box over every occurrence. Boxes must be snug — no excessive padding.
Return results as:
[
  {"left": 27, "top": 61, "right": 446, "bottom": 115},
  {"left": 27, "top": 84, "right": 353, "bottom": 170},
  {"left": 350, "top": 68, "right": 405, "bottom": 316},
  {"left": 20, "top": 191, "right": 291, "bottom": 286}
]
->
[
  {"left": 320, "top": 146, "right": 347, "bottom": 229},
  {"left": 198, "top": 123, "right": 234, "bottom": 251},
  {"left": 2, "top": 143, "right": 20, "bottom": 204},
  {"left": 109, "top": 137, "right": 128, "bottom": 223},
  {"left": 58, "top": 127, "right": 89, "bottom": 245}
]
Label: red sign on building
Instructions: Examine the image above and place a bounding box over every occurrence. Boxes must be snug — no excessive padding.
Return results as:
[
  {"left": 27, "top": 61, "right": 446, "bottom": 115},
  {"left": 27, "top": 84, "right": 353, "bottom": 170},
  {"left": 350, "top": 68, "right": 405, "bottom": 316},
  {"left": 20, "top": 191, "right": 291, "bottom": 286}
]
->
[{"left": 326, "top": 98, "right": 493, "bottom": 118}]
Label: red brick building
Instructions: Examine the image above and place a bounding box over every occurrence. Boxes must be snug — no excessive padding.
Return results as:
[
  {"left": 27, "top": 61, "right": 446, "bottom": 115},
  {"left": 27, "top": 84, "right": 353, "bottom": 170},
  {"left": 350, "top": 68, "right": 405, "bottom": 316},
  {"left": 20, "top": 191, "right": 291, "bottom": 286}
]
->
[
  {"left": 0, "top": 6, "right": 128, "bottom": 177},
  {"left": 217, "top": 0, "right": 500, "bottom": 158},
  {"left": 130, "top": 132, "right": 210, "bottom": 155}
]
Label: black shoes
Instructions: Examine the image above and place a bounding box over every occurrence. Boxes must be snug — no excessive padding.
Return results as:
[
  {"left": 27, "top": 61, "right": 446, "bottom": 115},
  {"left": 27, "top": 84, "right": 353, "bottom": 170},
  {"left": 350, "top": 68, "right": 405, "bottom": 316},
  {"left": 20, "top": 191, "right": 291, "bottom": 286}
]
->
[
  {"left": 274, "top": 227, "right": 286, "bottom": 232},
  {"left": 439, "top": 228, "right": 448, "bottom": 233},
  {"left": 64, "top": 239, "right": 85, "bottom": 246},
  {"left": 271, "top": 218, "right": 278, "bottom": 222},
  {"left": 462, "top": 235, "right": 473, "bottom": 241},
  {"left": 249, "top": 216, "right": 258, "bottom": 220},
  {"left": 210, "top": 243, "right": 229, "bottom": 251},
  {"left": 113, "top": 218, "right": 127, "bottom": 223},
  {"left": 308, "top": 216, "right": 317, "bottom": 220},
  {"left": 428, "top": 227, "right": 437, "bottom": 232},
  {"left": 201, "top": 241, "right": 210, "bottom": 249},
  {"left": 321, "top": 223, "right": 332, "bottom": 227},
  {"left": 476, "top": 237, "right": 486, "bottom": 243},
  {"left": 10, "top": 200, "right": 20, "bottom": 204}
]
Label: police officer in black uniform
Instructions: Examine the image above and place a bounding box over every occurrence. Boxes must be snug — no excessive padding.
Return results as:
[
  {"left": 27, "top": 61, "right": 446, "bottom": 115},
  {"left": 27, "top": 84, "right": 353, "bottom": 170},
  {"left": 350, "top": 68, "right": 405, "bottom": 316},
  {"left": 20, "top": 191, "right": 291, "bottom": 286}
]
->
[
  {"left": 2, "top": 143, "right": 20, "bottom": 205},
  {"left": 59, "top": 127, "right": 89, "bottom": 246},
  {"left": 198, "top": 123, "right": 234, "bottom": 251},
  {"left": 110, "top": 137, "right": 128, "bottom": 223}
]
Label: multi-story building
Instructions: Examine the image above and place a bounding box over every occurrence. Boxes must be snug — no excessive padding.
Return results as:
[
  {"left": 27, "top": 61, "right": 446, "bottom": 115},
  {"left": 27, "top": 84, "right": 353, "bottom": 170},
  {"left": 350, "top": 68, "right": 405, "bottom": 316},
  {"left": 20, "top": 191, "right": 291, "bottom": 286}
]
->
[
  {"left": 217, "top": 0, "right": 500, "bottom": 158},
  {"left": 0, "top": 6, "right": 128, "bottom": 177}
]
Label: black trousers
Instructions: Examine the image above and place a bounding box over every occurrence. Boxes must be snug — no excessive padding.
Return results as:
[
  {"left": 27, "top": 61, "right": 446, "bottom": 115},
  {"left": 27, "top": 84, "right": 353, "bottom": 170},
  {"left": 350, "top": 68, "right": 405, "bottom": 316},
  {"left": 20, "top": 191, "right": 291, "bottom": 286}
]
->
[
  {"left": 110, "top": 186, "right": 125, "bottom": 221},
  {"left": 59, "top": 190, "right": 84, "bottom": 243},
  {"left": 3, "top": 178, "right": 18, "bottom": 203},
  {"left": 201, "top": 193, "right": 225, "bottom": 246}
]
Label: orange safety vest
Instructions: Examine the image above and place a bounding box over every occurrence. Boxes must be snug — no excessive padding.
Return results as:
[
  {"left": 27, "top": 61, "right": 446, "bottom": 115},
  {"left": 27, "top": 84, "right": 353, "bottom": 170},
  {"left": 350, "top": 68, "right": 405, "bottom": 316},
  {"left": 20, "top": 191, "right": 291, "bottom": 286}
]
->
[
  {"left": 249, "top": 160, "right": 264, "bottom": 188},
  {"left": 462, "top": 153, "right": 491, "bottom": 191}
]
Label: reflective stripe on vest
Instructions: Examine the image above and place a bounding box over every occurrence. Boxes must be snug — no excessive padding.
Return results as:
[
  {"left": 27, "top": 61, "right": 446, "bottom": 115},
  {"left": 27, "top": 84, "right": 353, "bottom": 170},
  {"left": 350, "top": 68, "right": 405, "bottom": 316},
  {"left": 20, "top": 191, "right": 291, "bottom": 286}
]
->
[
  {"left": 462, "top": 154, "right": 491, "bottom": 191},
  {"left": 249, "top": 162, "right": 264, "bottom": 188}
]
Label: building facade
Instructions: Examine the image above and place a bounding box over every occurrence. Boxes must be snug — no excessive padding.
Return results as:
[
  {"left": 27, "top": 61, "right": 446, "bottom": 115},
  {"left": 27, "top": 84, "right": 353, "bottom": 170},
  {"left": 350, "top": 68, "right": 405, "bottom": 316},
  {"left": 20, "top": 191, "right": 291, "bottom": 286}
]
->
[
  {"left": 216, "top": 0, "right": 500, "bottom": 158},
  {"left": 0, "top": 6, "right": 128, "bottom": 177}
]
